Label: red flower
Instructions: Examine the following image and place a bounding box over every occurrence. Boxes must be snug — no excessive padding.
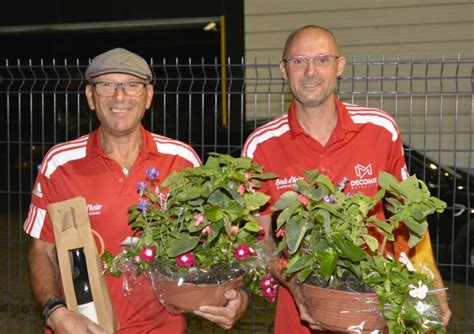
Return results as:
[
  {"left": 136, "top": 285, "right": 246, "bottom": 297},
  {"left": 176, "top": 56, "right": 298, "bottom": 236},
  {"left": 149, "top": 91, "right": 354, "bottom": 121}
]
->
[
  {"left": 277, "top": 258, "right": 288, "bottom": 271},
  {"left": 234, "top": 245, "right": 256, "bottom": 260},
  {"left": 139, "top": 246, "right": 157, "bottom": 263},
  {"left": 256, "top": 228, "right": 266, "bottom": 240},
  {"left": 275, "top": 228, "right": 286, "bottom": 238},
  {"left": 260, "top": 274, "right": 277, "bottom": 302},
  {"left": 297, "top": 194, "right": 309, "bottom": 206},
  {"left": 259, "top": 274, "right": 275, "bottom": 289},
  {"left": 176, "top": 253, "right": 196, "bottom": 267}
]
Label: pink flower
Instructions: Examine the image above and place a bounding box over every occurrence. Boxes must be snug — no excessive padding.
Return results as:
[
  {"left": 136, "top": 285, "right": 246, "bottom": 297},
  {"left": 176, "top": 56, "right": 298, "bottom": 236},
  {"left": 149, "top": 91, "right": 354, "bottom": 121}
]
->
[
  {"left": 275, "top": 228, "right": 286, "bottom": 238},
  {"left": 202, "top": 225, "right": 211, "bottom": 235},
  {"left": 262, "top": 286, "right": 277, "bottom": 302},
  {"left": 234, "top": 245, "right": 256, "bottom": 260},
  {"left": 139, "top": 245, "right": 156, "bottom": 263},
  {"left": 237, "top": 184, "right": 245, "bottom": 195},
  {"left": 230, "top": 226, "right": 240, "bottom": 234},
  {"left": 297, "top": 194, "right": 309, "bottom": 206},
  {"left": 259, "top": 274, "right": 275, "bottom": 289},
  {"left": 244, "top": 172, "right": 252, "bottom": 180},
  {"left": 194, "top": 213, "right": 204, "bottom": 227},
  {"left": 260, "top": 275, "right": 277, "bottom": 302},
  {"left": 176, "top": 253, "right": 196, "bottom": 267},
  {"left": 256, "top": 228, "right": 265, "bottom": 240},
  {"left": 246, "top": 181, "right": 256, "bottom": 193}
]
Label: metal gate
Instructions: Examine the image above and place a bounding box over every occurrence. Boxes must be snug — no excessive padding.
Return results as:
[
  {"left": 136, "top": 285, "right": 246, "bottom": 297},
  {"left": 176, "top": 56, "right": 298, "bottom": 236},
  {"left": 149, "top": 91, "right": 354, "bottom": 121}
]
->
[{"left": 1, "top": 56, "right": 472, "bottom": 333}]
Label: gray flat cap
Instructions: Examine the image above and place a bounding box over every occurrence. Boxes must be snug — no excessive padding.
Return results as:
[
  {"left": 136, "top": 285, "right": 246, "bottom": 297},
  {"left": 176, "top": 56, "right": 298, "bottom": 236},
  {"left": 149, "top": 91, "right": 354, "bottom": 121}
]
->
[{"left": 85, "top": 48, "right": 152, "bottom": 82}]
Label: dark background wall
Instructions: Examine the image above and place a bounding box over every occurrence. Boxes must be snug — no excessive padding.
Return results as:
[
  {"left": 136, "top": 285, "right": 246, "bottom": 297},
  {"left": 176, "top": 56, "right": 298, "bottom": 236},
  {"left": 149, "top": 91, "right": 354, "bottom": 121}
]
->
[{"left": 0, "top": 0, "right": 244, "bottom": 61}]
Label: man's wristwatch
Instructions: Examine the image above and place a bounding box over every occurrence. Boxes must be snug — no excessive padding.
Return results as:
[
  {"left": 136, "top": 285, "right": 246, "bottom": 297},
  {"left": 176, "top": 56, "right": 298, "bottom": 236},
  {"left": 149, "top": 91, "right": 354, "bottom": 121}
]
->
[{"left": 41, "top": 296, "right": 67, "bottom": 323}]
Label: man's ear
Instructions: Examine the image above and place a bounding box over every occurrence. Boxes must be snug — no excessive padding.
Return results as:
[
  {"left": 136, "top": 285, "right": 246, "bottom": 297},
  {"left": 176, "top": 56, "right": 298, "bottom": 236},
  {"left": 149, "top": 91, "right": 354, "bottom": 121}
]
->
[
  {"left": 336, "top": 56, "right": 346, "bottom": 78},
  {"left": 145, "top": 84, "right": 154, "bottom": 109},
  {"left": 279, "top": 62, "right": 288, "bottom": 81},
  {"left": 85, "top": 85, "right": 96, "bottom": 110}
]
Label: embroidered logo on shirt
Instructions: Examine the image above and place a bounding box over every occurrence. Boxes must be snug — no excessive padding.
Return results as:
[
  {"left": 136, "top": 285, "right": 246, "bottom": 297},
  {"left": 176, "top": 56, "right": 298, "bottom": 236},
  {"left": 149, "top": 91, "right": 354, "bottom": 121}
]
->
[
  {"left": 33, "top": 182, "right": 43, "bottom": 198},
  {"left": 275, "top": 176, "right": 304, "bottom": 190},
  {"left": 350, "top": 163, "right": 377, "bottom": 189},
  {"left": 87, "top": 203, "right": 103, "bottom": 216}
]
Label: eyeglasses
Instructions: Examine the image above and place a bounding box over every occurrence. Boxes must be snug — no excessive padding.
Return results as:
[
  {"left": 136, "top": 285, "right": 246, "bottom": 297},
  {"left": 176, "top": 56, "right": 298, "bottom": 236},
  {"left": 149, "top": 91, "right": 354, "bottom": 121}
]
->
[
  {"left": 283, "top": 55, "right": 340, "bottom": 70},
  {"left": 92, "top": 82, "right": 148, "bottom": 97}
]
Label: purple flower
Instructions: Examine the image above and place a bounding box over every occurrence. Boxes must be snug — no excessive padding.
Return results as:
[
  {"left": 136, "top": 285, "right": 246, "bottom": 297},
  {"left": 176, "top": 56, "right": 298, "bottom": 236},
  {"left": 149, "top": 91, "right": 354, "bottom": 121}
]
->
[
  {"left": 145, "top": 166, "right": 159, "bottom": 181},
  {"left": 136, "top": 182, "right": 149, "bottom": 193},
  {"left": 323, "top": 195, "right": 336, "bottom": 204},
  {"left": 138, "top": 198, "right": 151, "bottom": 215}
]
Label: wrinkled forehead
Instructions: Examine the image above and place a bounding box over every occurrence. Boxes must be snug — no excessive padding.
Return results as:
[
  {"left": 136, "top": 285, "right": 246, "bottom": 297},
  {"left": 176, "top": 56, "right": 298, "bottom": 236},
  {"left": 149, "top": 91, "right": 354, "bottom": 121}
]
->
[{"left": 284, "top": 28, "right": 340, "bottom": 59}]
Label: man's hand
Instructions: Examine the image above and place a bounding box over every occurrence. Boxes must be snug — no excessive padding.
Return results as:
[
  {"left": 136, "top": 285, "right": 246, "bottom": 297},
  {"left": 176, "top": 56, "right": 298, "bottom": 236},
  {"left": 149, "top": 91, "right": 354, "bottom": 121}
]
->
[
  {"left": 193, "top": 289, "right": 248, "bottom": 329},
  {"left": 46, "top": 307, "right": 107, "bottom": 334},
  {"left": 287, "top": 278, "right": 324, "bottom": 330}
]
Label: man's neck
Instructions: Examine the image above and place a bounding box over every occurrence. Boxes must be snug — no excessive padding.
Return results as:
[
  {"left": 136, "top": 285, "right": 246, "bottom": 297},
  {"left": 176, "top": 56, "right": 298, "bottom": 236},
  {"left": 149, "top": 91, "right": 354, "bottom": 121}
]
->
[
  {"left": 100, "top": 128, "right": 142, "bottom": 171},
  {"left": 294, "top": 98, "right": 338, "bottom": 147}
]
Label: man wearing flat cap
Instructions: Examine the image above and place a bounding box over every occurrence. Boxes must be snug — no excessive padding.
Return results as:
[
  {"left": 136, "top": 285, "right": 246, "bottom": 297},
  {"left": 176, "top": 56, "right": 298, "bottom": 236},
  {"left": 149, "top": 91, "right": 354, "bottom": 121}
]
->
[{"left": 24, "top": 48, "right": 249, "bottom": 333}]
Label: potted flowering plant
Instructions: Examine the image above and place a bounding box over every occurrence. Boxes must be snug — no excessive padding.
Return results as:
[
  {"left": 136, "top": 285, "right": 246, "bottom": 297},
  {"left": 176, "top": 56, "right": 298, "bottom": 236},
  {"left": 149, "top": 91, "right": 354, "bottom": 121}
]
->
[
  {"left": 273, "top": 170, "right": 447, "bottom": 333},
  {"left": 103, "top": 153, "right": 278, "bottom": 311}
]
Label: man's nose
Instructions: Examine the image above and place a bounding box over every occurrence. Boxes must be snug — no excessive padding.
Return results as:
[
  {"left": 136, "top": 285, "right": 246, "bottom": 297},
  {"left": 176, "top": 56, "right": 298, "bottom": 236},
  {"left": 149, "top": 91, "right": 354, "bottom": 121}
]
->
[
  {"left": 304, "top": 60, "right": 318, "bottom": 77},
  {"left": 114, "top": 85, "right": 126, "bottom": 100}
]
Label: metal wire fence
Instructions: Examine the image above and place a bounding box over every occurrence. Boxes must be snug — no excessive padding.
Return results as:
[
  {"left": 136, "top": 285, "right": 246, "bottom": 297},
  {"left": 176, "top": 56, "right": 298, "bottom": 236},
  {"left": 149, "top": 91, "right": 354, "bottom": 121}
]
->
[{"left": 0, "top": 56, "right": 472, "bottom": 333}]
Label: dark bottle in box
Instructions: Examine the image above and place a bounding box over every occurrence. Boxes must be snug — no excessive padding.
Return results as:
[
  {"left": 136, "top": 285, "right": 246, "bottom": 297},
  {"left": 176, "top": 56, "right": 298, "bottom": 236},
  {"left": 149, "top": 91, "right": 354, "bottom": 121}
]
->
[{"left": 69, "top": 247, "right": 99, "bottom": 323}]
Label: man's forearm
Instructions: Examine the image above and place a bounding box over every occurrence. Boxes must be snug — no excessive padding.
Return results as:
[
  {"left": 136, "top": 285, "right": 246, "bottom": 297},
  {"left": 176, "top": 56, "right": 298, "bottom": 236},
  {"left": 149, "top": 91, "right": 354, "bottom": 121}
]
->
[{"left": 28, "top": 238, "right": 63, "bottom": 306}]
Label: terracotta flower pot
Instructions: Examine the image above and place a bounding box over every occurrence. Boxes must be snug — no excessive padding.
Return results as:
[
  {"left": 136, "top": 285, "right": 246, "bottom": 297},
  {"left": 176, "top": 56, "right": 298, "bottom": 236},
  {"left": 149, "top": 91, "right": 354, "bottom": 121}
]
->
[
  {"left": 302, "top": 284, "right": 386, "bottom": 333},
  {"left": 152, "top": 274, "right": 245, "bottom": 312}
]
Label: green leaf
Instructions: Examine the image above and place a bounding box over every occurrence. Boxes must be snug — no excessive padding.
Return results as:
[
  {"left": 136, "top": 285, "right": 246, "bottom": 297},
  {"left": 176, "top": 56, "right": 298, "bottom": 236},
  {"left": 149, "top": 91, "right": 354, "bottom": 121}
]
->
[
  {"left": 361, "top": 234, "right": 379, "bottom": 253},
  {"left": 332, "top": 234, "right": 367, "bottom": 261},
  {"left": 204, "top": 205, "right": 224, "bottom": 222},
  {"left": 175, "top": 186, "right": 202, "bottom": 201},
  {"left": 315, "top": 174, "right": 336, "bottom": 193},
  {"left": 286, "top": 217, "right": 311, "bottom": 254},
  {"left": 314, "top": 209, "right": 331, "bottom": 235},
  {"left": 403, "top": 217, "right": 428, "bottom": 238},
  {"left": 242, "top": 219, "right": 261, "bottom": 232},
  {"left": 297, "top": 266, "right": 315, "bottom": 283},
  {"left": 320, "top": 249, "right": 337, "bottom": 280},
  {"left": 127, "top": 208, "right": 140, "bottom": 223},
  {"left": 276, "top": 203, "right": 300, "bottom": 229},
  {"left": 251, "top": 172, "right": 279, "bottom": 180},
  {"left": 303, "top": 169, "right": 319, "bottom": 183},
  {"left": 285, "top": 254, "right": 312, "bottom": 274},
  {"left": 244, "top": 192, "right": 271, "bottom": 210},
  {"left": 167, "top": 234, "right": 198, "bottom": 257},
  {"left": 272, "top": 191, "right": 298, "bottom": 211}
]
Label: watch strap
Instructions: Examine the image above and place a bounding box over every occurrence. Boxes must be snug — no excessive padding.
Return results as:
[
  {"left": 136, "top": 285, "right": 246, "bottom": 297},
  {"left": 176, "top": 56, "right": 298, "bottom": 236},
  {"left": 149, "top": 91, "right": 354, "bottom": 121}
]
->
[{"left": 41, "top": 296, "right": 67, "bottom": 323}]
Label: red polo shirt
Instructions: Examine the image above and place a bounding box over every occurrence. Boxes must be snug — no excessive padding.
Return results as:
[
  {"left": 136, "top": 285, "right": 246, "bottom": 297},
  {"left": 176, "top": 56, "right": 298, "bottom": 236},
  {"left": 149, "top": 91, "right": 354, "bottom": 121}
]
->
[
  {"left": 242, "top": 98, "right": 408, "bottom": 334},
  {"left": 24, "top": 126, "right": 201, "bottom": 333}
]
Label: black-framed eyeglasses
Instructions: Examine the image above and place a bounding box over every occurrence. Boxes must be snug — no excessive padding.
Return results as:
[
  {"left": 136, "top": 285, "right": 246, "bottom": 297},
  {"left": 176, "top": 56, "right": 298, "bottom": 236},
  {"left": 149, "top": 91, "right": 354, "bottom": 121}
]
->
[
  {"left": 92, "top": 82, "right": 148, "bottom": 97},
  {"left": 283, "top": 55, "right": 340, "bottom": 70}
]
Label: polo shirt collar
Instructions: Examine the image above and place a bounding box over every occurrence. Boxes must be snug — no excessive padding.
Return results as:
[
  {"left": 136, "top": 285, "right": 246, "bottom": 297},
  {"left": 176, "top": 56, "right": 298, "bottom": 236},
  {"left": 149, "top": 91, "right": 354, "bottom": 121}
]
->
[
  {"left": 288, "top": 97, "right": 360, "bottom": 139},
  {"left": 86, "top": 125, "right": 159, "bottom": 159}
]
